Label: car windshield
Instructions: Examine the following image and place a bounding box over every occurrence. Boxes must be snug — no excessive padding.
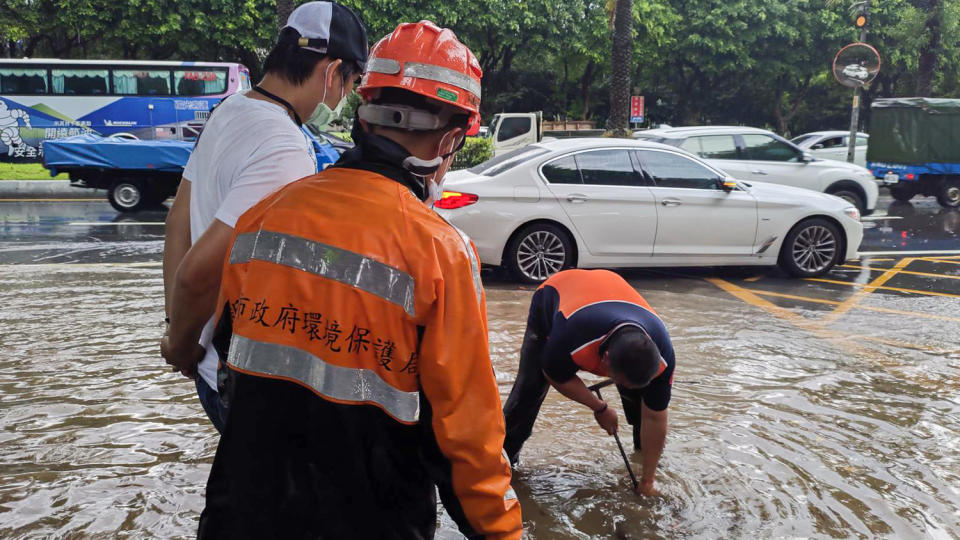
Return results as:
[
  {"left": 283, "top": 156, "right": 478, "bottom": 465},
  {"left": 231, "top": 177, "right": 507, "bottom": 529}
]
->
[
  {"left": 468, "top": 146, "right": 551, "bottom": 176},
  {"left": 790, "top": 134, "right": 816, "bottom": 146}
]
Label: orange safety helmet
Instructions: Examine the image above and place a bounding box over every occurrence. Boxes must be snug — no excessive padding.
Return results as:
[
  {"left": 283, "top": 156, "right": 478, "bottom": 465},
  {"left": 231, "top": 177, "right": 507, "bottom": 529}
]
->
[{"left": 359, "top": 21, "right": 483, "bottom": 130}]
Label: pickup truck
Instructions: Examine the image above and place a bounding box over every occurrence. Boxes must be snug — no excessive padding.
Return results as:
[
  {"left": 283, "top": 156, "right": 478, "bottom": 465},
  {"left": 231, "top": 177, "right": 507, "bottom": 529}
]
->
[
  {"left": 867, "top": 97, "right": 960, "bottom": 207},
  {"left": 485, "top": 112, "right": 604, "bottom": 156},
  {"left": 43, "top": 129, "right": 340, "bottom": 212}
]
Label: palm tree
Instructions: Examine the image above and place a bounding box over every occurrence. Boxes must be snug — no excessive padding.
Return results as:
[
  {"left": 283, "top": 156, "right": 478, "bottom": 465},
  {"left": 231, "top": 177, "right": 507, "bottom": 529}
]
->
[
  {"left": 608, "top": 0, "right": 632, "bottom": 137},
  {"left": 278, "top": 0, "right": 295, "bottom": 30}
]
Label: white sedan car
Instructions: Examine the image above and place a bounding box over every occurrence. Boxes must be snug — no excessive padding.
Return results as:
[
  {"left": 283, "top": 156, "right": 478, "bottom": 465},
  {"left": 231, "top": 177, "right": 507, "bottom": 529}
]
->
[
  {"left": 436, "top": 138, "right": 863, "bottom": 283},
  {"left": 634, "top": 126, "right": 878, "bottom": 214},
  {"left": 791, "top": 131, "right": 869, "bottom": 167}
]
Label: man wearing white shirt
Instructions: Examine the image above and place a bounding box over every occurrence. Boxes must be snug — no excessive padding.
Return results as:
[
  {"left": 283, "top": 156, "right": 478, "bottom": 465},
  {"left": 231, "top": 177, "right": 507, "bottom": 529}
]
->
[{"left": 161, "top": 2, "right": 368, "bottom": 432}]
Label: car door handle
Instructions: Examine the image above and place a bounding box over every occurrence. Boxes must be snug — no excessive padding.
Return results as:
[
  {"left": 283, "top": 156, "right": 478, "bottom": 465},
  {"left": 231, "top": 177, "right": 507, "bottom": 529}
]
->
[
  {"left": 660, "top": 198, "right": 682, "bottom": 207},
  {"left": 566, "top": 194, "right": 588, "bottom": 203},
  {"left": 751, "top": 169, "right": 768, "bottom": 175}
]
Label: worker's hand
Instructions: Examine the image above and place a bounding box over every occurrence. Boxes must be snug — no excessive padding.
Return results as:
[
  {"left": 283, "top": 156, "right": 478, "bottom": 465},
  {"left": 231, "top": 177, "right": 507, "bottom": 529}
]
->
[
  {"left": 160, "top": 335, "right": 203, "bottom": 379},
  {"left": 635, "top": 478, "right": 660, "bottom": 497},
  {"left": 594, "top": 404, "right": 618, "bottom": 435}
]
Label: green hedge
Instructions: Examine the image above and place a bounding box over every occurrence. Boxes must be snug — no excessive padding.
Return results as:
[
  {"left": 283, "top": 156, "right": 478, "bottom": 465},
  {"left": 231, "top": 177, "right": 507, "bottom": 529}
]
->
[
  {"left": 452, "top": 137, "right": 493, "bottom": 170},
  {"left": 324, "top": 133, "right": 493, "bottom": 170}
]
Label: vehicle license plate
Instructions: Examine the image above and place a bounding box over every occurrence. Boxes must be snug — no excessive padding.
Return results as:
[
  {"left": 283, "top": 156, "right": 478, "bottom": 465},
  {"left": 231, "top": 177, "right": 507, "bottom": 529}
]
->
[{"left": 883, "top": 172, "right": 899, "bottom": 184}]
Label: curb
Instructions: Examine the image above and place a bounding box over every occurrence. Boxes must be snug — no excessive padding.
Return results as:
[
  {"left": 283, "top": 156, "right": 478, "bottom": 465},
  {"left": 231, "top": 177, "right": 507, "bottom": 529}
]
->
[{"left": 0, "top": 180, "right": 106, "bottom": 199}]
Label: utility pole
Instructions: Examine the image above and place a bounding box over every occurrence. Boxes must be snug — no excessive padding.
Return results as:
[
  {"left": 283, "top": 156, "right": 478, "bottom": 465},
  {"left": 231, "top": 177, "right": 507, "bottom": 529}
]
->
[{"left": 846, "top": 0, "right": 870, "bottom": 163}]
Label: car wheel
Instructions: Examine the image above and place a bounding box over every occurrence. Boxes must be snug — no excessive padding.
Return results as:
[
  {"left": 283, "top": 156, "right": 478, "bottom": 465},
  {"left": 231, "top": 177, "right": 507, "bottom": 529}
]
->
[
  {"left": 108, "top": 179, "right": 147, "bottom": 212},
  {"left": 889, "top": 184, "right": 915, "bottom": 202},
  {"left": 827, "top": 188, "right": 865, "bottom": 212},
  {"left": 778, "top": 218, "right": 843, "bottom": 278},
  {"left": 936, "top": 178, "right": 960, "bottom": 208},
  {"left": 506, "top": 223, "right": 574, "bottom": 284}
]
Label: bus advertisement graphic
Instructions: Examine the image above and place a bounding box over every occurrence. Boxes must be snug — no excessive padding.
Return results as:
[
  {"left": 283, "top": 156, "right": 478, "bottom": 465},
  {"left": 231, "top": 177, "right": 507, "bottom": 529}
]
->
[{"left": 0, "top": 60, "right": 250, "bottom": 162}]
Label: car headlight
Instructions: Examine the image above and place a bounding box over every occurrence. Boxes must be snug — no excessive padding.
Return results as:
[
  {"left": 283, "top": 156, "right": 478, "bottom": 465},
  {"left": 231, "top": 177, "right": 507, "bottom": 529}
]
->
[{"left": 843, "top": 206, "right": 860, "bottom": 221}]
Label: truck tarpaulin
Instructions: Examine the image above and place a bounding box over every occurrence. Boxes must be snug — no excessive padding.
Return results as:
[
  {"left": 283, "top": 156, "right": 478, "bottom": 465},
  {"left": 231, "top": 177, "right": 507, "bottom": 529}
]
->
[
  {"left": 867, "top": 98, "right": 960, "bottom": 165},
  {"left": 44, "top": 134, "right": 193, "bottom": 174}
]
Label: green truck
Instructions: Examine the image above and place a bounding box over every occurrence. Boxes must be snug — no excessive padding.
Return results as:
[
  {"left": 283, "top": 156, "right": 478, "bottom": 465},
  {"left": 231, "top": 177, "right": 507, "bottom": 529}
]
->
[{"left": 867, "top": 97, "right": 960, "bottom": 207}]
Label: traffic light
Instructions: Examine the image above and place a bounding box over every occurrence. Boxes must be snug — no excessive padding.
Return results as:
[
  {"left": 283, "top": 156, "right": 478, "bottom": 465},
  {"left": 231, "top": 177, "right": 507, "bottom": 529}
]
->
[
  {"left": 850, "top": 1, "right": 869, "bottom": 30},
  {"left": 854, "top": 11, "right": 868, "bottom": 29}
]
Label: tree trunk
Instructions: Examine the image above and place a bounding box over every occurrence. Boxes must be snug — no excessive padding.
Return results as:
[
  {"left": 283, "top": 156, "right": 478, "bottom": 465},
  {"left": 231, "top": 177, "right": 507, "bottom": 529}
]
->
[
  {"left": 915, "top": 0, "right": 941, "bottom": 96},
  {"left": 581, "top": 61, "right": 597, "bottom": 119},
  {"left": 277, "top": 0, "right": 295, "bottom": 30},
  {"left": 607, "top": 0, "right": 632, "bottom": 135}
]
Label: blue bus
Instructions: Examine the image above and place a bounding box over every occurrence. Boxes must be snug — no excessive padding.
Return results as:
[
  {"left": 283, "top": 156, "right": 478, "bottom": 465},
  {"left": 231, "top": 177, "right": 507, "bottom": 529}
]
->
[{"left": 0, "top": 58, "right": 251, "bottom": 162}]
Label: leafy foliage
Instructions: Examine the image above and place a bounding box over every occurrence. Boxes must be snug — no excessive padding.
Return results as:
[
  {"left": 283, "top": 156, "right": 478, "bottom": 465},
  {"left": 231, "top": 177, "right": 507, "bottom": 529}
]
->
[
  {"left": 452, "top": 137, "right": 493, "bottom": 170},
  {"left": 2, "top": 0, "right": 959, "bottom": 135}
]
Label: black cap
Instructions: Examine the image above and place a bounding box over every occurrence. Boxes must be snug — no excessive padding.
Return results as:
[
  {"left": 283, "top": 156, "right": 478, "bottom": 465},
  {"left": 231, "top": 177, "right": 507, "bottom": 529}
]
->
[{"left": 282, "top": 2, "right": 369, "bottom": 69}]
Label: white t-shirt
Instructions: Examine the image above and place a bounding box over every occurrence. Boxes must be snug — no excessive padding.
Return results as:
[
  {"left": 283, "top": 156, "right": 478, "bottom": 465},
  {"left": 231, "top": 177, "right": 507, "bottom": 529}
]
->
[{"left": 183, "top": 93, "right": 318, "bottom": 391}]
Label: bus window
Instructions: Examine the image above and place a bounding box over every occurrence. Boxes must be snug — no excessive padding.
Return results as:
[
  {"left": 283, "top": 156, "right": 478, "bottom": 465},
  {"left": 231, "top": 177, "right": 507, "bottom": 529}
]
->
[
  {"left": 174, "top": 69, "right": 227, "bottom": 96},
  {"left": 52, "top": 69, "right": 109, "bottom": 95},
  {"left": 113, "top": 69, "right": 171, "bottom": 95},
  {"left": 0, "top": 68, "right": 48, "bottom": 94}
]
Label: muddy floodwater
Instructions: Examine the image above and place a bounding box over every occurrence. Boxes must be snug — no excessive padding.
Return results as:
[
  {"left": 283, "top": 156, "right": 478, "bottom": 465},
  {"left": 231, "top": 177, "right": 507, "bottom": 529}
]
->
[{"left": 1, "top": 200, "right": 960, "bottom": 538}]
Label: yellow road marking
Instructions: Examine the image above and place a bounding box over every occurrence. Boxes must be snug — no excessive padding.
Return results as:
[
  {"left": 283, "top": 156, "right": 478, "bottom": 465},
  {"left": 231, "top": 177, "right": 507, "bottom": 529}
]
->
[
  {"left": 919, "top": 257, "right": 960, "bottom": 265},
  {"left": 840, "top": 264, "right": 960, "bottom": 281},
  {"left": 707, "top": 278, "right": 959, "bottom": 387},
  {"left": 0, "top": 198, "right": 104, "bottom": 202},
  {"left": 707, "top": 278, "right": 880, "bottom": 358},
  {"left": 743, "top": 275, "right": 764, "bottom": 282},
  {"left": 806, "top": 277, "right": 960, "bottom": 300},
  {"left": 746, "top": 289, "right": 960, "bottom": 323},
  {"left": 820, "top": 257, "right": 915, "bottom": 323}
]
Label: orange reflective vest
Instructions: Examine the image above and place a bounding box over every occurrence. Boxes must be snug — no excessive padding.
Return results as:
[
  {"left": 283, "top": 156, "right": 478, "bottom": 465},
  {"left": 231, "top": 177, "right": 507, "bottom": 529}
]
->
[{"left": 201, "top": 166, "right": 522, "bottom": 539}]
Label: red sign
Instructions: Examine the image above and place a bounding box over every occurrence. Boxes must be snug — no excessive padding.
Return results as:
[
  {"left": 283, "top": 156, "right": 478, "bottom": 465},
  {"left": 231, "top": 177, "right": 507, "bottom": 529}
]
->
[
  {"left": 183, "top": 71, "right": 218, "bottom": 82},
  {"left": 630, "top": 95, "right": 644, "bottom": 122}
]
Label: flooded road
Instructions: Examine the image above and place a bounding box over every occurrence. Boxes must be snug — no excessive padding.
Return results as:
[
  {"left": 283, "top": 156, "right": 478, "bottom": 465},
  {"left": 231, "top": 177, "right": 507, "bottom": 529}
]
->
[{"left": 1, "top": 197, "right": 959, "bottom": 538}]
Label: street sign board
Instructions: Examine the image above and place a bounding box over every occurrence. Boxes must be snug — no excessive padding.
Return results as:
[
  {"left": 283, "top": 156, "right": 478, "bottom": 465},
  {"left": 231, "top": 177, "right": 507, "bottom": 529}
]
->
[{"left": 630, "top": 95, "right": 644, "bottom": 123}]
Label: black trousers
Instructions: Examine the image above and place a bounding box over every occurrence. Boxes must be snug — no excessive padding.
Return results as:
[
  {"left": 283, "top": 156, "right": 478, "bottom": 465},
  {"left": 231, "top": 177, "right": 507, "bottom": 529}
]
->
[{"left": 502, "top": 324, "right": 644, "bottom": 464}]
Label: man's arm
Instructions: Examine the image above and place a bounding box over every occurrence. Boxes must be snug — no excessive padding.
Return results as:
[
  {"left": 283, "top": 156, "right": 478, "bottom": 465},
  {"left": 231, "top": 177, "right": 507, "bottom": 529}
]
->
[
  {"left": 160, "top": 218, "right": 235, "bottom": 376},
  {"left": 638, "top": 403, "right": 668, "bottom": 496},
  {"left": 545, "top": 374, "right": 618, "bottom": 435},
  {"left": 163, "top": 178, "right": 192, "bottom": 316},
  {"left": 419, "top": 238, "right": 522, "bottom": 539}
]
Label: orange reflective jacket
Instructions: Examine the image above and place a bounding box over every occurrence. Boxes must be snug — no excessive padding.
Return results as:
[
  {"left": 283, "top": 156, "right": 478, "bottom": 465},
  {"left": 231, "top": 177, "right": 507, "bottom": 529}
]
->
[{"left": 201, "top": 166, "right": 521, "bottom": 539}]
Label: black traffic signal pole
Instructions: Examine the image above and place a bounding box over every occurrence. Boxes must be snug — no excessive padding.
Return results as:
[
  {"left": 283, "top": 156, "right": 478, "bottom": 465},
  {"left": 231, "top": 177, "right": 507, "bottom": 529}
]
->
[{"left": 847, "top": 0, "right": 870, "bottom": 163}]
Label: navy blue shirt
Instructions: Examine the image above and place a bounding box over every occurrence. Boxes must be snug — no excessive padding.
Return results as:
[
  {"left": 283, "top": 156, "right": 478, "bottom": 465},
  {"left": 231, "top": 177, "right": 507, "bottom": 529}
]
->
[{"left": 529, "top": 270, "right": 675, "bottom": 411}]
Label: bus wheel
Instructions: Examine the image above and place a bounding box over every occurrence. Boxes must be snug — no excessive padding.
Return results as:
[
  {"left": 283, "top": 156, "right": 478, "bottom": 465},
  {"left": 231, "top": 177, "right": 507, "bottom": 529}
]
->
[{"left": 109, "top": 179, "right": 147, "bottom": 212}]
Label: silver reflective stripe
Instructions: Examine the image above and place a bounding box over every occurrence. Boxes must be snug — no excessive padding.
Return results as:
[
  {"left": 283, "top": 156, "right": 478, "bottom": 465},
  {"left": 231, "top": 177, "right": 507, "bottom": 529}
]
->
[
  {"left": 504, "top": 487, "right": 517, "bottom": 501},
  {"left": 403, "top": 62, "right": 481, "bottom": 100},
  {"left": 228, "top": 334, "right": 420, "bottom": 423},
  {"left": 367, "top": 57, "right": 401, "bottom": 75},
  {"left": 452, "top": 226, "right": 483, "bottom": 305},
  {"left": 229, "top": 230, "right": 415, "bottom": 317}
]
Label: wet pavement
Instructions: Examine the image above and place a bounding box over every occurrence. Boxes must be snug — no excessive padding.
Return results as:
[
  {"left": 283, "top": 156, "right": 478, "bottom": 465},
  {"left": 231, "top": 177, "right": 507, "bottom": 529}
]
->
[{"left": 1, "top": 195, "right": 958, "bottom": 538}]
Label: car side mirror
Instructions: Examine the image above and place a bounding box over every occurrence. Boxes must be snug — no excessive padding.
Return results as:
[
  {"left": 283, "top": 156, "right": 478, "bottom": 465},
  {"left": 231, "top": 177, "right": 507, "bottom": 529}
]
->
[
  {"left": 811, "top": 144, "right": 824, "bottom": 150},
  {"left": 717, "top": 178, "right": 737, "bottom": 191},
  {"left": 802, "top": 152, "right": 814, "bottom": 163}
]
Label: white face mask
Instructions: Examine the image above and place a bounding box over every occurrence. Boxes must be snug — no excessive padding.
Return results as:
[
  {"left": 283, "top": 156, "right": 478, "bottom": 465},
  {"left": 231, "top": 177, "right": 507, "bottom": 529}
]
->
[
  {"left": 425, "top": 130, "right": 462, "bottom": 207},
  {"left": 306, "top": 63, "right": 348, "bottom": 132}
]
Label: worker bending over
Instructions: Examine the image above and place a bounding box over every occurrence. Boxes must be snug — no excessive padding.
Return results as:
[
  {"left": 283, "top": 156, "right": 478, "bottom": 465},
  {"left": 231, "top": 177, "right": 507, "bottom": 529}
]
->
[{"left": 503, "top": 269, "right": 675, "bottom": 496}]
